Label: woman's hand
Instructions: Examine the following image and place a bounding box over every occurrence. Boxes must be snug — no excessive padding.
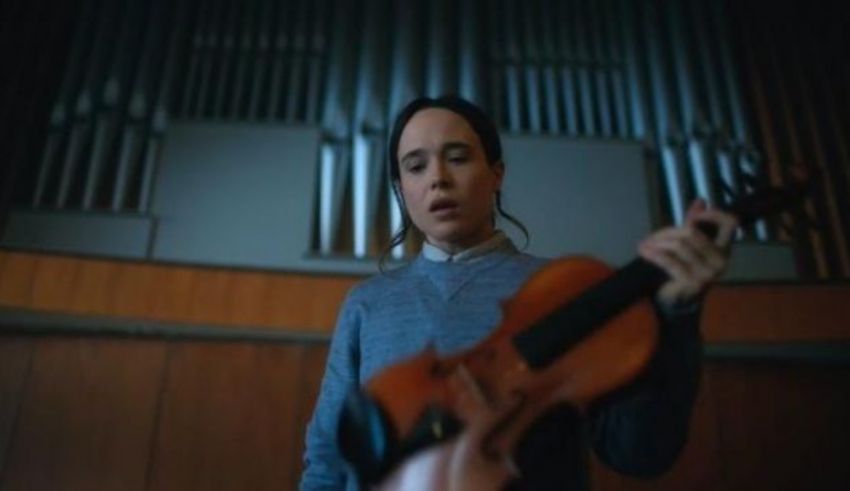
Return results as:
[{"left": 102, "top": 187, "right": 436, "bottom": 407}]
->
[
  {"left": 375, "top": 367, "right": 519, "bottom": 491},
  {"left": 638, "top": 199, "right": 739, "bottom": 310}
]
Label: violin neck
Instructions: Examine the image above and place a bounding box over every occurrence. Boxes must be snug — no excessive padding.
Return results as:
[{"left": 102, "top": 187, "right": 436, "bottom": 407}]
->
[{"left": 512, "top": 257, "right": 668, "bottom": 370}]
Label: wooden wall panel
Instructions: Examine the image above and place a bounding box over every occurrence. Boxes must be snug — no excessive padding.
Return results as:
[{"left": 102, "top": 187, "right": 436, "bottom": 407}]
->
[
  {"left": 29, "top": 255, "right": 80, "bottom": 312},
  {"left": 703, "top": 285, "right": 850, "bottom": 342},
  {"left": 69, "top": 259, "right": 118, "bottom": 315},
  {"left": 711, "top": 362, "right": 850, "bottom": 490},
  {"left": 147, "top": 267, "right": 197, "bottom": 324},
  {"left": 226, "top": 271, "right": 273, "bottom": 326},
  {"left": 148, "top": 342, "right": 306, "bottom": 490},
  {"left": 0, "top": 337, "right": 34, "bottom": 478},
  {"left": 5, "top": 251, "right": 850, "bottom": 341},
  {"left": 0, "top": 252, "right": 359, "bottom": 332},
  {"left": 0, "top": 253, "right": 37, "bottom": 306},
  {"left": 263, "top": 275, "right": 354, "bottom": 332},
  {"left": 1, "top": 338, "right": 167, "bottom": 491},
  {"left": 187, "top": 269, "right": 232, "bottom": 325},
  {"left": 0, "top": 333, "right": 847, "bottom": 490},
  {"left": 289, "top": 344, "right": 330, "bottom": 489},
  {"left": 107, "top": 262, "right": 155, "bottom": 318}
]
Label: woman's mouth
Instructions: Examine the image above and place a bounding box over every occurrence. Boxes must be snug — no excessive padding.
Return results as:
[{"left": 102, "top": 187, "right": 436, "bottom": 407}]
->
[{"left": 429, "top": 199, "right": 459, "bottom": 216}]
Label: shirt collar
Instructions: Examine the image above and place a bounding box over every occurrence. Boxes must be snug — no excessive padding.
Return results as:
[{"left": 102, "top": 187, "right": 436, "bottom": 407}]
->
[{"left": 421, "top": 230, "right": 510, "bottom": 263}]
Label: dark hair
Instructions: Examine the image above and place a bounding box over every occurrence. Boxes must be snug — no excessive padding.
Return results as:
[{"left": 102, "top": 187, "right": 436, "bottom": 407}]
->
[{"left": 382, "top": 95, "right": 529, "bottom": 268}]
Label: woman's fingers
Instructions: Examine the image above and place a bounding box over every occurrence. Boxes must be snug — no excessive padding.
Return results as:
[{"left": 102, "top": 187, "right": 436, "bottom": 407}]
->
[{"left": 639, "top": 202, "right": 738, "bottom": 306}]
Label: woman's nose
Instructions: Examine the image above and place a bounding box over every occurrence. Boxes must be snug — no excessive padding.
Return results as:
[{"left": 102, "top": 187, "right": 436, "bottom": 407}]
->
[{"left": 429, "top": 161, "right": 451, "bottom": 189}]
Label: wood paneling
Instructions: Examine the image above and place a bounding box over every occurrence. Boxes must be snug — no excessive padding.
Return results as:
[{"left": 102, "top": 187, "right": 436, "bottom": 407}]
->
[
  {"left": 0, "top": 333, "right": 847, "bottom": 490},
  {"left": 702, "top": 284, "right": 850, "bottom": 342},
  {"left": 6, "top": 251, "right": 850, "bottom": 341},
  {"left": 147, "top": 266, "right": 197, "bottom": 323},
  {"left": 263, "top": 275, "right": 354, "bottom": 331},
  {"left": 107, "top": 262, "right": 155, "bottom": 318},
  {"left": 187, "top": 269, "right": 231, "bottom": 325},
  {"left": 1, "top": 338, "right": 167, "bottom": 491},
  {"left": 226, "top": 271, "right": 273, "bottom": 326},
  {"left": 0, "top": 253, "right": 37, "bottom": 306},
  {"left": 711, "top": 362, "right": 850, "bottom": 490},
  {"left": 289, "top": 344, "right": 329, "bottom": 489},
  {"left": 0, "top": 337, "right": 34, "bottom": 477},
  {"left": 147, "top": 342, "right": 306, "bottom": 490},
  {"left": 0, "top": 251, "right": 358, "bottom": 332},
  {"left": 70, "top": 259, "right": 117, "bottom": 315},
  {"left": 29, "top": 255, "right": 80, "bottom": 312}
]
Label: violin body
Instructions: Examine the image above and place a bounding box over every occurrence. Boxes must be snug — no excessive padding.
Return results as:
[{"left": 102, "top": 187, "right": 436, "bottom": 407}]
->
[{"left": 339, "top": 257, "right": 659, "bottom": 489}]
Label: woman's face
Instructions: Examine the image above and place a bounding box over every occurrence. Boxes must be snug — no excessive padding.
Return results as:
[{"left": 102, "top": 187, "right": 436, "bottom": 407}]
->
[{"left": 396, "top": 108, "right": 504, "bottom": 253}]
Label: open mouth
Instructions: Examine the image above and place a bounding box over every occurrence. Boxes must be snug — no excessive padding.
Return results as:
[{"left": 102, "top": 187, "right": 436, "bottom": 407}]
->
[{"left": 429, "top": 199, "right": 459, "bottom": 213}]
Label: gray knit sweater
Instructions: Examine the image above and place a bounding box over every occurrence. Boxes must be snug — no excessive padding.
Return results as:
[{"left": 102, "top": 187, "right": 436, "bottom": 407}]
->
[{"left": 299, "top": 239, "right": 701, "bottom": 490}]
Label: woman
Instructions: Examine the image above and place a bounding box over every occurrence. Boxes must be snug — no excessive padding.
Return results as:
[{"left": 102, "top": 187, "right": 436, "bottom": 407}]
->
[{"left": 300, "top": 96, "right": 738, "bottom": 490}]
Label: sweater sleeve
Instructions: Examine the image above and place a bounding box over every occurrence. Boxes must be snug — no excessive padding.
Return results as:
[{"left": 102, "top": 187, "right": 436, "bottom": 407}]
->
[
  {"left": 588, "top": 300, "right": 703, "bottom": 478},
  {"left": 300, "top": 293, "right": 362, "bottom": 491}
]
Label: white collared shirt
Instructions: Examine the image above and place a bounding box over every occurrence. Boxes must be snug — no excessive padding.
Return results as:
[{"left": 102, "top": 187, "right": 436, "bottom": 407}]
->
[{"left": 421, "top": 230, "right": 510, "bottom": 263}]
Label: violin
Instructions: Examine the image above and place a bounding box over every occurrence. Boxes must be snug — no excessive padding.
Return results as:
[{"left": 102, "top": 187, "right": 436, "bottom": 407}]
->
[{"left": 338, "top": 177, "right": 810, "bottom": 489}]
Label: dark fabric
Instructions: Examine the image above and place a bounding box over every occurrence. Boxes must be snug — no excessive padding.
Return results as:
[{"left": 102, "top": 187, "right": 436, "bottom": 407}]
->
[{"left": 507, "top": 403, "right": 586, "bottom": 491}]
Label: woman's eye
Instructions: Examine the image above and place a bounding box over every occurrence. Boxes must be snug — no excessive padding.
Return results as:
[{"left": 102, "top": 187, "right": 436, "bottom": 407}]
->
[
  {"left": 448, "top": 155, "right": 468, "bottom": 163},
  {"left": 408, "top": 163, "right": 425, "bottom": 173}
]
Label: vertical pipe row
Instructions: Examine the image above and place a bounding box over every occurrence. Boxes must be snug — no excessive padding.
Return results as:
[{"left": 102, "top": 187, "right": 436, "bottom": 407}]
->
[
  {"left": 56, "top": 0, "right": 119, "bottom": 208},
  {"left": 111, "top": 0, "right": 162, "bottom": 211},
  {"left": 33, "top": 0, "right": 98, "bottom": 208},
  {"left": 179, "top": 0, "right": 206, "bottom": 118},
  {"left": 643, "top": 1, "right": 688, "bottom": 224},
  {"left": 574, "top": 0, "right": 595, "bottom": 136},
  {"left": 318, "top": 0, "right": 356, "bottom": 256},
  {"left": 138, "top": 0, "right": 187, "bottom": 213},
  {"left": 687, "top": 0, "right": 738, "bottom": 217},
  {"left": 228, "top": 0, "right": 255, "bottom": 119},
  {"left": 426, "top": 0, "right": 455, "bottom": 98},
  {"left": 793, "top": 43, "right": 850, "bottom": 277},
  {"left": 763, "top": 10, "right": 829, "bottom": 278},
  {"left": 709, "top": 0, "right": 770, "bottom": 239},
  {"left": 352, "top": 0, "right": 389, "bottom": 257},
  {"left": 386, "top": 0, "right": 425, "bottom": 258},
  {"left": 284, "top": 0, "right": 309, "bottom": 122},
  {"left": 521, "top": 0, "right": 542, "bottom": 133},
  {"left": 557, "top": 0, "right": 579, "bottom": 136},
  {"left": 589, "top": 0, "right": 611, "bottom": 137},
  {"left": 83, "top": 0, "right": 146, "bottom": 210},
  {"left": 540, "top": 0, "right": 561, "bottom": 134},
  {"left": 20, "top": 0, "right": 850, "bottom": 276},
  {"left": 265, "top": 0, "right": 291, "bottom": 120},
  {"left": 458, "top": 0, "right": 484, "bottom": 107},
  {"left": 304, "top": 0, "right": 328, "bottom": 124},
  {"left": 620, "top": 0, "right": 648, "bottom": 141},
  {"left": 605, "top": 0, "right": 629, "bottom": 138},
  {"left": 668, "top": 0, "right": 719, "bottom": 208},
  {"left": 502, "top": 0, "right": 522, "bottom": 132},
  {"left": 248, "top": 0, "right": 273, "bottom": 120}
]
